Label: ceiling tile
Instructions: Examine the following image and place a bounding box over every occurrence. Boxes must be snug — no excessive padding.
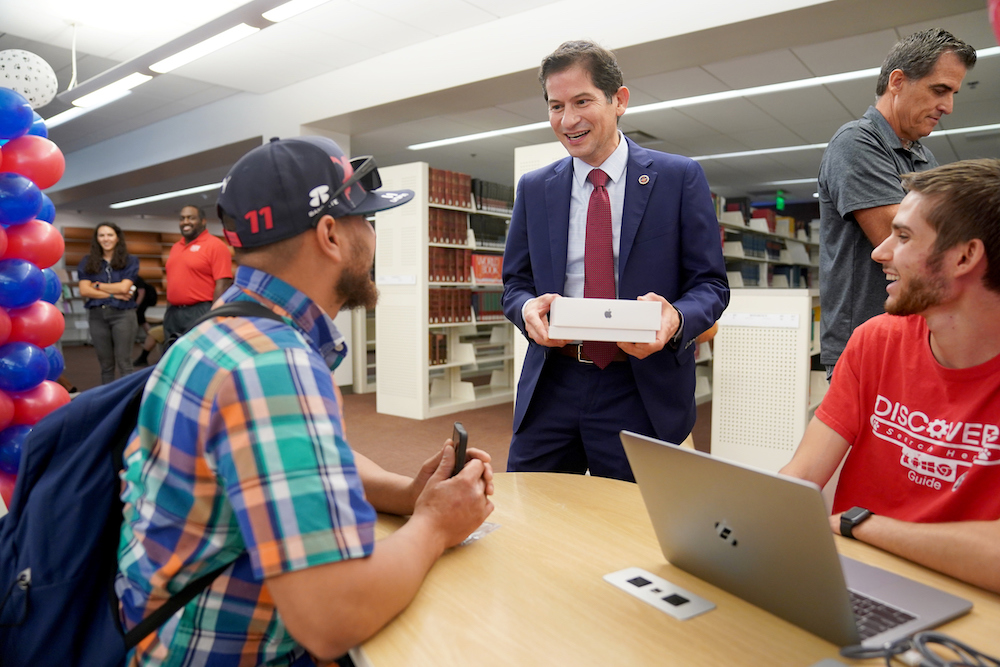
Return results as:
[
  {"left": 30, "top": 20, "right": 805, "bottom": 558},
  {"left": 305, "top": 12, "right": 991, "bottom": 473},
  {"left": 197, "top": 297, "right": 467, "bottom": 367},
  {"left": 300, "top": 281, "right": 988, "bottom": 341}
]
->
[
  {"left": 350, "top": 0, "right": 496, "bottom": 35},
  {"left": 791, "top": 29, "right": 899, "bottom": 75},
  {"left": 703, "top": 49, "right": 815, "bottom": 87},
  {"left": 629, "top": 66, "right": 728, "bottom": 101}
]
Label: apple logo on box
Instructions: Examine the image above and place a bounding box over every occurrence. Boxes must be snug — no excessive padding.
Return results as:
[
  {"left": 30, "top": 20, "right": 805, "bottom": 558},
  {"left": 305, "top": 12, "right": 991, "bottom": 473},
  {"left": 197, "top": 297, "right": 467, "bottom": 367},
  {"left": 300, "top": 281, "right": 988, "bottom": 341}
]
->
[{"left": 604, "top": 309, "right": 612, "bottom": 319}]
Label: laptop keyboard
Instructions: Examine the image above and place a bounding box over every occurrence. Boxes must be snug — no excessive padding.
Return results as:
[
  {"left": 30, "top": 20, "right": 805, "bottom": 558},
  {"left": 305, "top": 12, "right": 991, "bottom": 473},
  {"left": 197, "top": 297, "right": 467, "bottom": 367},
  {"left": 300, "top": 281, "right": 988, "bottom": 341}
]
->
[{"left": 849, "top": 590, "right": 916, "bottom": 640}]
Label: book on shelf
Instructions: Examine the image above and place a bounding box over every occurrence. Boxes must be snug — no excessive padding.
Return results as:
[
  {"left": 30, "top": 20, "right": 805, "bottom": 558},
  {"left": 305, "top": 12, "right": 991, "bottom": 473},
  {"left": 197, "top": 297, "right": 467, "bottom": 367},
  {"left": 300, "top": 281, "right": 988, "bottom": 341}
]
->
[
  {"left": 429, "top": 288, "right": 473, "bottom": 324},
  {"left": 471, "top": 254, "right": 502, "bottom": 285},
  {"left": 471, "top": 290, "right": 504, "bottom": 322},
  {"left": 750, "top": 207, "right": 777, "bottom": 233},
  {"left": 711, "top": 192, "right": 726, "bottom": 219},
  {"left": 471, "top": 178, "right": 514, "bottom": 215},
  {"left": 429, "top": 208, "right": 468, "bottom": 244},
  {"left": 469, "top": 214, "right": 507, "bottom": 249},
  {"left": 428, "top": 167, "right": 472, "bottom": 208},
  {"left": 429, "top": 247, "right": 472, "bottom": 283},
  {"left": 429, "top": 332, "right": 449, "bottom": 366},
  {"left": 724, "top": 197, "right": 751, "bottom": 223}
]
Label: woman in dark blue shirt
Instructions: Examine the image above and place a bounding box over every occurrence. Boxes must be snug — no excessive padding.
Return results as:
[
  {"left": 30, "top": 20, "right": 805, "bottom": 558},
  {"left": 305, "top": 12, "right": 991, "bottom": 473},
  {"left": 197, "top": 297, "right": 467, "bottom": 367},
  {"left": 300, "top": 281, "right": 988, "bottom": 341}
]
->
[{"left": 77, "top": 222, "right": 140, "bottom": 384}]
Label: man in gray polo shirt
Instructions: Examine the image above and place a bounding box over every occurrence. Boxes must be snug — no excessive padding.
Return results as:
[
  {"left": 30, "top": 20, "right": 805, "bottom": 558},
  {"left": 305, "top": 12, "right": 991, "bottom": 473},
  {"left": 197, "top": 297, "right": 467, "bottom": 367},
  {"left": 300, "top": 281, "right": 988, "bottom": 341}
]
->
[{"left": 818, "top": 28, "right": 976, "bottom": 378}]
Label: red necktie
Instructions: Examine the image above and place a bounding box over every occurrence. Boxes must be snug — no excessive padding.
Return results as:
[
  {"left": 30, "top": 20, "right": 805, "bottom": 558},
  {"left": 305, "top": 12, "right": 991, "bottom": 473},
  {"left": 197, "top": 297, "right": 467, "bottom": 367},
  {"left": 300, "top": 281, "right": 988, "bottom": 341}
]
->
[{"left": 583, "top": 169, "right": 618, "bottom": 369}]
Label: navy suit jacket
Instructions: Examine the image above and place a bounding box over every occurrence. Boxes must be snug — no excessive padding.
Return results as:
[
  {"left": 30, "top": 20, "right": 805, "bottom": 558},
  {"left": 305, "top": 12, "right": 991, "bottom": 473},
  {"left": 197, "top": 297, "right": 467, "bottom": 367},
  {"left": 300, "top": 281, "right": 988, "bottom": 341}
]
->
[{"left": 502, "top": 137, "right": 730, "bottom": 443}]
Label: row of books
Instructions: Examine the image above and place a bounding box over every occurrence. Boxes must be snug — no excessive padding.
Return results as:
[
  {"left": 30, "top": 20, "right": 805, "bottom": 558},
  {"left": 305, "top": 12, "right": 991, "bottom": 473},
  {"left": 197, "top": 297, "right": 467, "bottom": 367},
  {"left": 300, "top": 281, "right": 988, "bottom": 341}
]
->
[
  {"left": 429, "top": 288, "right": 474, "bottom": 324},
  {"left": 429, "top": 207, "right": 469, "bottom": 245},
  {"left": 472, "top": 178, "right": 514, "bottom": 214},
  {"left": 471, "top": 290, "right": 504, "bottom": 321},
  {"left": 429, "top": 247, "right": 472, "bottom": 283},
  {"left": 428, "top": 250, "right": 504, "bottom": 284},
  {"left": 731, "top": 235, "right": 783, "bottom": 260},
  {"left": 429, "top": 167, "right": 472, "bottom": 208},
  {"left": 772, "top": 265, "right": 811, "bottom": 288},
  {"left": 429, "top": 332, "right": 450, "bottom": 366},
  {"left": 469, "top": 214, "right": 507, "bottom": 249}
]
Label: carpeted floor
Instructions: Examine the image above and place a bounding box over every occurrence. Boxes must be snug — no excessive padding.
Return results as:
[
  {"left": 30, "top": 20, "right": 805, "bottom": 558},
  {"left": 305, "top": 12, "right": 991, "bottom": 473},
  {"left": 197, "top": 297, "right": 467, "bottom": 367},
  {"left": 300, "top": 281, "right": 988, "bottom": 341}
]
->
[{"left": 60, "top": 343, "right": 712, "bottom": 476}]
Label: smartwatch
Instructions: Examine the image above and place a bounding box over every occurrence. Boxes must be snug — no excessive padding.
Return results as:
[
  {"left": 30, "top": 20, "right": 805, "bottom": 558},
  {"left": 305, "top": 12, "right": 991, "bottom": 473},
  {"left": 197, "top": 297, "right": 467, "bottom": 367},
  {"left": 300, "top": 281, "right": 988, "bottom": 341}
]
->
[{"left": 840, "top": 506, "right": 873, "bottom": 539}]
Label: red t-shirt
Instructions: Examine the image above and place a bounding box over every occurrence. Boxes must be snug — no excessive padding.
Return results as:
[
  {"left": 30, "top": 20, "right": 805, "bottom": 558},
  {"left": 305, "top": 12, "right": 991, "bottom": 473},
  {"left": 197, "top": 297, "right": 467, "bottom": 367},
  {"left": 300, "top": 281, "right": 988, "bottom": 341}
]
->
[
  {"left": 165, "top": 230, "right": 233, "bottom": 306},
  {"left": 818, "top": 314, "right": 1000, "bottom": 523}
]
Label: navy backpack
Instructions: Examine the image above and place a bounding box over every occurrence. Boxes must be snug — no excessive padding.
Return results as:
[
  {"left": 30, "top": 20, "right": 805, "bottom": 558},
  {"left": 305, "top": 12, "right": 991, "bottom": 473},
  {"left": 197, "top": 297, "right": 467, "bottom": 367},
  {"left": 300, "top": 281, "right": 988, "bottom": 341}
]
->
[{"left": 0, "top": 302, "right": 284, "bottom": 666}]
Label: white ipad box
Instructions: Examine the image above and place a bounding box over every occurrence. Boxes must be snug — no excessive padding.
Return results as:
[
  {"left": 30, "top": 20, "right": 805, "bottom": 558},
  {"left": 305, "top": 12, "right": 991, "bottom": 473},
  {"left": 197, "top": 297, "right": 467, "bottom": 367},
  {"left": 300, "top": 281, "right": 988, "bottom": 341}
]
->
[{"left": 548, "top": 298, "right": 660, "bottom": 343}]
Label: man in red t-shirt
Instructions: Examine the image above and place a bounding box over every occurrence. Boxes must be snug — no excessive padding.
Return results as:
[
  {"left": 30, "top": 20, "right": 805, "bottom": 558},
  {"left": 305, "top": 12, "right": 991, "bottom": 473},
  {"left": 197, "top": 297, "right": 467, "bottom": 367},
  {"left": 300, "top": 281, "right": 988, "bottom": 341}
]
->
[
  {"left": 163, "top": 204, "right": 234, "bottom": 343},
  {"left": 781, "top": 159, "right": 1000, "bottom": 594}
]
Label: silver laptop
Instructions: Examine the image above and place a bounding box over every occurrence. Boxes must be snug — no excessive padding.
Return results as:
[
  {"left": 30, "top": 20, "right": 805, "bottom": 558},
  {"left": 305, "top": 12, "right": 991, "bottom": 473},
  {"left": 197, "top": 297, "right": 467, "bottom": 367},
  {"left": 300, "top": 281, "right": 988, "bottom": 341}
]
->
[{"left": 620, "top": 431, "right": 972, "bottom": 647}]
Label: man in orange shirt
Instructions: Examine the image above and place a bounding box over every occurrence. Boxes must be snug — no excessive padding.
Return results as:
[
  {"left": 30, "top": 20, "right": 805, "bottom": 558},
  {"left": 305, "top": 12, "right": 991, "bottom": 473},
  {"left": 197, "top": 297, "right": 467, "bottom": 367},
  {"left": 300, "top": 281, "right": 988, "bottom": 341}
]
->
[{"left": 162, "top": 204, "right": 234, "bottom": 343}]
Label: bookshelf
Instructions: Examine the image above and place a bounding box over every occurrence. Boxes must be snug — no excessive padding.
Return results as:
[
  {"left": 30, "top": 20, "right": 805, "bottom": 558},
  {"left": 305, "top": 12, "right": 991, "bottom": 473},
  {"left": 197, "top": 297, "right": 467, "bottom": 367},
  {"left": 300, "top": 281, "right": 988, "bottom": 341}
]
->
[
  {"left": 373, "top": 162, "right": 513, "bottom": 420},
  {"left": 717, "top": 211, "right": 819, "bottom": 289},
  {"left": 710, "top": 289, "right": 826, "bottom": 472}
]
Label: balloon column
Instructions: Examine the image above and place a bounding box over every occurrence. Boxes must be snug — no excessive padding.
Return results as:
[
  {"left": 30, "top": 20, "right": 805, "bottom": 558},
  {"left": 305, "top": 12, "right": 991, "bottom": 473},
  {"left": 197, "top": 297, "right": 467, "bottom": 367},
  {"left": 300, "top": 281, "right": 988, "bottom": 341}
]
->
[{"left": 0, "top": 50, "right": 68, "bottom": 508}]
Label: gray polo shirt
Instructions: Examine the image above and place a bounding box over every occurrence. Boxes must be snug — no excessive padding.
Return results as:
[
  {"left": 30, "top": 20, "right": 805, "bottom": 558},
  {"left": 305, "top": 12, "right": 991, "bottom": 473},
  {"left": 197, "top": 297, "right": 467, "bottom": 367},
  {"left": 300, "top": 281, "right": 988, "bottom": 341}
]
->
[{"left": 818, "top": 106, "right": 936, "bottom": 368}]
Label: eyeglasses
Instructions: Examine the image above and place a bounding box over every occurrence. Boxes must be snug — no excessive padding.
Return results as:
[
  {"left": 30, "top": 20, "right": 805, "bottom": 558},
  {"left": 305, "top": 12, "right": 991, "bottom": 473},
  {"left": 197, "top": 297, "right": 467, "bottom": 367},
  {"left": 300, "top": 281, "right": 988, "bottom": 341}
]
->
[{"left": 330, "top": 155, "right": 381, "bottom": 203}]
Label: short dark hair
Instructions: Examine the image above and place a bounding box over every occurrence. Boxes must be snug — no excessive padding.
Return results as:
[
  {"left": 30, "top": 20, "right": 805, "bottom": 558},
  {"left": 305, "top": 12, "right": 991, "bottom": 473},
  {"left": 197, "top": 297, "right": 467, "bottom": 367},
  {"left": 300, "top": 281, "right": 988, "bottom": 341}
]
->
[
  {"left": 181, "top": 204, "right": 207, "bottom": 220},
  {"left": 539, "top": 40, "right": 623, "bottom": 103},
  {"left": 901, "top": 159, "right": 1000, "bottom": 293},
  {"left": 876, "top": 28, "right": 976, "bottom": 97}
]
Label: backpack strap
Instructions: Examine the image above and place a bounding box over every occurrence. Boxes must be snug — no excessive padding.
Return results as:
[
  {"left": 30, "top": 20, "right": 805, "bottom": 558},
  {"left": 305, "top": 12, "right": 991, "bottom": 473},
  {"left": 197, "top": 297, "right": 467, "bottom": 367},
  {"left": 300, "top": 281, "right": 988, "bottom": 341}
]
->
[{"left": 121, "top": 300, "right": 289, "bottom": 649}]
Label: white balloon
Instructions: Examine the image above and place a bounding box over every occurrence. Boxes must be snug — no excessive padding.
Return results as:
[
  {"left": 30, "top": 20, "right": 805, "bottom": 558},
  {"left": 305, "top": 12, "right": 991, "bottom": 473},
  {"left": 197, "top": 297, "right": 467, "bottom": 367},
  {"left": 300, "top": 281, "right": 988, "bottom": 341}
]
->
[{"left": 0, "top": 50, "right": 59, "bottom": 109}]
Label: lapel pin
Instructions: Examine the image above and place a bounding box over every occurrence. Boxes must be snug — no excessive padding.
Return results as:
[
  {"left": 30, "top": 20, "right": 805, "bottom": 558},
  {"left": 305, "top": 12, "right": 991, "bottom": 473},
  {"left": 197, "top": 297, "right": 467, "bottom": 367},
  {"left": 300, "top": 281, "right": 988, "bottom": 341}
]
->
[{"left": 638, "top": 174, "right": 650, "bottom": 185}]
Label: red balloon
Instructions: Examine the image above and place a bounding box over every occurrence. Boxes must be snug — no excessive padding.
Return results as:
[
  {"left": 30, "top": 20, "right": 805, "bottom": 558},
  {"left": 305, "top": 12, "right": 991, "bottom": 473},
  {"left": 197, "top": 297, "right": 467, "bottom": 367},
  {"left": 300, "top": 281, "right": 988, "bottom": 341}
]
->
[
  {"left": 0, "top": 225, "right": 7, "bottom": 258},
  {"left": 0, "top": 308, "right": 10, "bottom": 346},
  {"left": 0, "top": 470, "right": 15, "bottom": 508},
  {"left": 2, "top": 219, "right": 64, "bottom": 268},
  {"left": 7, "top": 301, "right": 65, "bottom": 348},
  {"left": 0, "top": 389, "right": 12, "bottom": 431},
  {"left": 11, "top": 380, "right": 70, "bottom": 426},
  {"left": 992, "top": 0, "right": 1000, "bottom": 46},
  {"left": 0, "top": 135, "right": 65, "bottom": 190}
]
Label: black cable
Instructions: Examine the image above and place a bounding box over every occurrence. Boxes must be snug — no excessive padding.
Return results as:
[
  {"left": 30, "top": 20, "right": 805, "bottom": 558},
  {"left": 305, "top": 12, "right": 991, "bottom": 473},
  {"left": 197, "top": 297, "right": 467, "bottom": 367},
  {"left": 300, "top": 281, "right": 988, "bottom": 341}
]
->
[{"left": 840, "top": 631, "right": 1000, "bottom": 667}]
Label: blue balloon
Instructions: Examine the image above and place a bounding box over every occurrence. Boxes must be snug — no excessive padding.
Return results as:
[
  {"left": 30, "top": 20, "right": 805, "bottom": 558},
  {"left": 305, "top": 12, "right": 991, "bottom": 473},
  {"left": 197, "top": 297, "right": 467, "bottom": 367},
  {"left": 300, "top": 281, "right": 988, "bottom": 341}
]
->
[
  {"left": 0, "top": 342, "right": 48, "bottom": 393},
  {"left": 41, "top": 268, "right": 62, "bottom": 304},
  {"left": 36, "top": 193, "right": 56, "bottom": 223},
  {"left": 43, "top": 345, "right": 64, "bottom": 380},
  {"left": 27, "top": 111, "right": 48, "bottom": 139},
  {"left": 0, "top": 88, "right": 33, "bottom": 141},
  {"left": 0, "top": 173, "right": 43, "bottom": 226},
  {"left": 0, "top": 425, "right": 30, "bottom": 474},
  {"left": 0, "top": 259, "right": 44, "bottom": 309}
]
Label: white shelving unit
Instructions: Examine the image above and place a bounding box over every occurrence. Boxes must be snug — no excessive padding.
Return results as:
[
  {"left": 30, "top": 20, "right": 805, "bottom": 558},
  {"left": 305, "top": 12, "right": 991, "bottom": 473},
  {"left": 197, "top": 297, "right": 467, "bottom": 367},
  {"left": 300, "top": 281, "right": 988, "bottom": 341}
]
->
[
  {"left": 711, "top": 289, "right": 826, "bottom": 472},
  {"left": 374, "top": 162, "right": 513, "bottom": 420}
]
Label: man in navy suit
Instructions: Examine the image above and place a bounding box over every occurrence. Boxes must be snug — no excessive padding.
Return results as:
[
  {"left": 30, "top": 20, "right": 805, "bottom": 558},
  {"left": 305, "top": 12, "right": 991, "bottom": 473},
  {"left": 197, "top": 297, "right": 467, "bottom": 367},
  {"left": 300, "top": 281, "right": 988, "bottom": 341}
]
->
[{"left": 502, "top": 40, "right": 729, "bottom": 481}]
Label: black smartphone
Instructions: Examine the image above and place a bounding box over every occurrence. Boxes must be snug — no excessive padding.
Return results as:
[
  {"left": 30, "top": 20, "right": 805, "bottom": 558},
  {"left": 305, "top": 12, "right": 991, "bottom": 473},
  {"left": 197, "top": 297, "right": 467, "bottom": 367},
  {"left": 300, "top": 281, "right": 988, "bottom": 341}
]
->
[{"left": 451, "top": 422, "right": 468, "bottom": 477}]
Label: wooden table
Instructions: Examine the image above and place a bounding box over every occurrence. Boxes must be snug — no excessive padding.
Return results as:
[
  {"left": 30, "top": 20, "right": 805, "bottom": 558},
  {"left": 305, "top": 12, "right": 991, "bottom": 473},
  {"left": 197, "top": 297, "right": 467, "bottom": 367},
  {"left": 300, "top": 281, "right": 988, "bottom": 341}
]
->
[{"left": 355, "top": 473, "right": 1000, "bottom": 666}]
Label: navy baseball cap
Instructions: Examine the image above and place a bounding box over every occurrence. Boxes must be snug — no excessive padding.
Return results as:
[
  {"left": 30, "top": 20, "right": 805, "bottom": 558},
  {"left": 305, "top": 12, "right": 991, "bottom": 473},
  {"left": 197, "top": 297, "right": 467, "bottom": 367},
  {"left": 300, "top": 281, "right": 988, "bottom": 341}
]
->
[{"left": 217, "top": 136, "right": 414, "bottom": 248}]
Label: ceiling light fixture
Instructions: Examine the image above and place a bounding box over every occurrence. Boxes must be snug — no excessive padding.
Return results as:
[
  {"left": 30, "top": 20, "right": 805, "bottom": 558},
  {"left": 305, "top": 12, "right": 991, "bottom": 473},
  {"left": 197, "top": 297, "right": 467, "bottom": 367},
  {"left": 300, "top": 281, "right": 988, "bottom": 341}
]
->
[
  {"left": 689, "top": 122, "right": 1000, "bottom": 163},
  {"left": 110, "top": 182, "right": 222, "bottom": 209},
  {"left": 691, "top": 143, "right": 829, "bottom": 161},
  {"left": 408, "top": 45, "right": 1000, "bottom": 151},
  {"left": 764, "top": 177, "right": 819, "bottom": 186},
  {"left": 263, "top": 0, "right": 330, "bottom": 22},
  {"left": 44, "top": 90, "right": 132, "bottom": 128},
  {"left": 72, "top": 72, "right": 152, "bottom": 107},
  {"left": 51, "top": 0, "right": 330, "bottom": 118},
  {"left": 150, "top": 24, "right": 261, "bottom": 73}
]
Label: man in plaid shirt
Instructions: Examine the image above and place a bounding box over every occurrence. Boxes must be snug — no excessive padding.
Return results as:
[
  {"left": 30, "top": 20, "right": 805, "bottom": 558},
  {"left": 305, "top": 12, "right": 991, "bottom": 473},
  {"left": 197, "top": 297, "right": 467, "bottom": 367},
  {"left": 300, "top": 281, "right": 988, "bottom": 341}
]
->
[{"left": 116, "top": 137, "right": 495, "bottom": 666}]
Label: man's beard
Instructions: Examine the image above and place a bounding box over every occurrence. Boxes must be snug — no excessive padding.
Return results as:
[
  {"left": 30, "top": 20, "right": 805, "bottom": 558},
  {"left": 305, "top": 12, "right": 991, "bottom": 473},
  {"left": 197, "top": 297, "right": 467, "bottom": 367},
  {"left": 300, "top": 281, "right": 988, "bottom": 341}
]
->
[
  {"left": 338, "top": 256, "right": 379, "bottom": 311},
  {"left": 885, "top": 271, "right": 947, "bottom": 316}
]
